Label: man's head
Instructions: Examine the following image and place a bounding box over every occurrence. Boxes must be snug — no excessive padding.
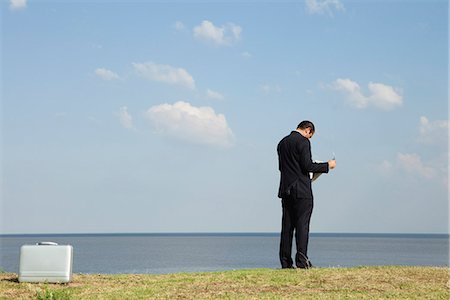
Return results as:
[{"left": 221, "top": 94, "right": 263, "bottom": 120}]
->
[{"left": 297, "top": 120, "right": 315, "bottom": 139}]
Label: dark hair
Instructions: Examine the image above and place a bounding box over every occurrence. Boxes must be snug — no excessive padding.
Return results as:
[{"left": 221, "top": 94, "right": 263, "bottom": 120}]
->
[{"left": 297, "top": 120, "right": 315, "bottom": 132}]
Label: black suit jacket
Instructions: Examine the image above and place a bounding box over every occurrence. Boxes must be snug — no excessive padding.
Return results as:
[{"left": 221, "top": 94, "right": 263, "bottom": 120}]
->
[{"left": 277, "top": 131, "right": 329, "bottom": 199}]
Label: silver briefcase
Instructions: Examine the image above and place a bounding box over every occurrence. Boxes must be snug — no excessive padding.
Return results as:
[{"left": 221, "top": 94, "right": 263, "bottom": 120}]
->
[{"left": 19, "top": 242, "right": 73, "bottom": 283}]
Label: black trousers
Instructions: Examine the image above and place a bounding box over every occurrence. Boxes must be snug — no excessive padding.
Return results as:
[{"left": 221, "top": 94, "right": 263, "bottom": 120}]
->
[{"left": 279, "top": 195, "right": 314, "bottom": 268}]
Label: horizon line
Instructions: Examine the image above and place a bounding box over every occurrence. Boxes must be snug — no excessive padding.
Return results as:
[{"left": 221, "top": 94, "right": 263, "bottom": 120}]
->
[{"left": 0, "top": 231, "right": 448, "bottom": 237}]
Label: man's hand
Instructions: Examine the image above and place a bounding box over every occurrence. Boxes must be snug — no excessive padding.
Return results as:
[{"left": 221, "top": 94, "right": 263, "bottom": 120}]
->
[{"left": 328, "top": 160, "right": 336, "bottom": 169}]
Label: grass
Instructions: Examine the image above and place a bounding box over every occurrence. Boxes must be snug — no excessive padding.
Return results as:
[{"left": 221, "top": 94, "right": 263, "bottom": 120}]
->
[
  {"left": 35, "top": 287, "right": 72, "bottom": 300},
  {"left": 0, "top": 266, "right": 448, "bottom": 299}
]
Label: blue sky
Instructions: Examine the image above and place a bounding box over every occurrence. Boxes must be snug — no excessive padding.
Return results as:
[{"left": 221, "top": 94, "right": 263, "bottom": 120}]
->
[{"left": 1, "top": 0, "right": 448, "bottom": 234}]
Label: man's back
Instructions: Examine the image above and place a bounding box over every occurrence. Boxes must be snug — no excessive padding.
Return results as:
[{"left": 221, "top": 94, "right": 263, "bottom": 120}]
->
[{"left": 277, "top": 131, "right": 328, "bottom": 199}]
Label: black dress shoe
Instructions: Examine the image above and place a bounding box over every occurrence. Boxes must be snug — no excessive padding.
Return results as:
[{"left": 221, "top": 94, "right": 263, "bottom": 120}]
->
[
  {"left": 296, "top": 252, "right": 313, "bottom": 269},
  {"left": 281, "top": 265, "right": 296, "bottom": 269},
  {"left": 296, "top": 260, "right": 313, "bottom": 269}
]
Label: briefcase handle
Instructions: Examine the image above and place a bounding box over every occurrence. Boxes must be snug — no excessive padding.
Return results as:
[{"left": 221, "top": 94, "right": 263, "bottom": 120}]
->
[{"left": 36, "top": 242, "right": 58, "bottom": 246}]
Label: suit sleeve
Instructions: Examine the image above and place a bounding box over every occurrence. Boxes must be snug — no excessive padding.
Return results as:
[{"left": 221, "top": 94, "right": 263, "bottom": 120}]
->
[
  {"left": 277, "top": 143, "right": 281, "bottom": 171},
  {"left": 300, "top": 139, "right": 329, "bottom": 174}
]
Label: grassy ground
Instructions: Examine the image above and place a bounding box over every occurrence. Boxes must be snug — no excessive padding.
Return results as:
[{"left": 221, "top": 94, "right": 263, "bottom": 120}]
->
[{"left": 0, "top": 266, "right": 448, "bottom": 299}]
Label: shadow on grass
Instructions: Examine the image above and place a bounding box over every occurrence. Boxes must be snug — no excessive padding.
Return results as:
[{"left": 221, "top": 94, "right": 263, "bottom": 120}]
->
[{"left": 1, "top": 275, "right": 19, "bottom": 283}]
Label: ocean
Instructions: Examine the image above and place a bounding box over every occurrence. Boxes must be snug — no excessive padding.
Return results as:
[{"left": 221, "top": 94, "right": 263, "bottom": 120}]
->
[{"left": 1, "top": 233, "right": 448, "bottom": 274}]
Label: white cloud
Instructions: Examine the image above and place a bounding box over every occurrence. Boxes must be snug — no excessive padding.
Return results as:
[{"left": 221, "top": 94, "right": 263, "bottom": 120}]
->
[
  {"left": 397, "top": 153, "right": 436, "bottom": 179},
  {"left": 206, "top": 89, "right": 224, "bottom": 100},
  {"left": 418, "top": 116, "right": 449, "bottom": 145},
  {"left": 193, "top": 20, "right": 242, "bottom": 46},
  {"left": 379, "top": 153, "right": 438, "bottom": 180},
  {"left": 133, "top": 62, "right": 195, "bottom": 90},
  {"left": 174, "top": 21, "right": 185, "bottom": 31},
  {"left": 10, "top": 0, "right": 26, "bottom": 10},
  {"left": 95, "top": 68, "right": 120, "bottom": 80},
  {"left": 117, "top": 106, "right": 134, "bottom": 130},
  {"left": 306, "top": 0, "right": 344, "bottom": 15},
  {"left": 145, "top": 101, "right": 234, "bottom": 148},
  {"left": 261, "top": 84, "right": 282, "bottom": 94},
  {"left": 378, "top": 160, "right": 393, "bottom": 175},
  {"left": 368, "top": 82, "right": 403, "bottom": 110},
  {"left": 91, "top": 43, "right": 103, "bottom": 49},
  {"left": 331, "top": 78, "right": 368, "bottom": 108},
  {"left": 331, "top": 78, "right": 403, "bottom": 111},
  {"left": 388, "top": 117, "right": 448, "bottom": 185},
  {"left": 241, "top": 51, "right": 252, "bottom": 58}
]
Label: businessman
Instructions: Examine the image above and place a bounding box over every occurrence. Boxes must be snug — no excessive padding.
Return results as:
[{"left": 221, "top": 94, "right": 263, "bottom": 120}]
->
[{"left": 277, "top": 120, "right": 336, "bottom": 269}]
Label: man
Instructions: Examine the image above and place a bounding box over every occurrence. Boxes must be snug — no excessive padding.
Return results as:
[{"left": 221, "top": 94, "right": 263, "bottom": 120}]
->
[{"left": 277, "top": 120, "right": 336, "bottom": 269}]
